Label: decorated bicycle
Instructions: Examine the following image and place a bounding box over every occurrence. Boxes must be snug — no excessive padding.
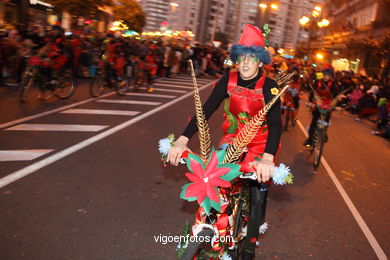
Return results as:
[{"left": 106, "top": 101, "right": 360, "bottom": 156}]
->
[
  {"left": 158, "top": 25, "right": 295, "bottom": 260},
  {"left": 305, "top": 70, "right": 352, "bottom": 169}
]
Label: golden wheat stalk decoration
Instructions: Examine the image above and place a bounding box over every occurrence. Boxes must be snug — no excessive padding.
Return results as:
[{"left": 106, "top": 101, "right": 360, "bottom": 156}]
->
[
  {"left": 330, "top": 86, "right": 353, "bottom": 107},
  {"left": 308, "top": 81, "right": 323, "bottom": 106},
  {"left": 188, "top": 59, "right": 211, "bottom": 164},
  {"left": 223, "top": 73, "right": 295, "bottom": 164}
]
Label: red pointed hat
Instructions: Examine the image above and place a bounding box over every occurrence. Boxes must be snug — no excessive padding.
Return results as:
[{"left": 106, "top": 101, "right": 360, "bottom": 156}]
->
[{"left": 238, "top": 24, "right": 265, "bottom": 48}]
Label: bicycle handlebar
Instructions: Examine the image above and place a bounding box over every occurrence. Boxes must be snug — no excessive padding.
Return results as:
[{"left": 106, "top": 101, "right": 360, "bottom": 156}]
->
[{"left": 177, "top": 157, "right": 276, "bottom": 180}]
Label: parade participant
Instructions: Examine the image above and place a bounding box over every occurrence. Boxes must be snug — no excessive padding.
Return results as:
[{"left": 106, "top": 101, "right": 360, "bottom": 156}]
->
[
  {"left": 167, "top": 24, "right": 282, "bottom": 259},
  {"left": 304, "top": 68, "right": 335, "bottom": 146},
  {"left": 283, "top": 73, "right": 301, "bottom": 119}
]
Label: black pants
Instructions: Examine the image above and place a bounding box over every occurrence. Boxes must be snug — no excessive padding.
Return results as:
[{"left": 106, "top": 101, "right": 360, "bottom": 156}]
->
[
  {"left": 241, "top": 181, "right": 269, "bottom": 254},
  {"left": 308, "top": 109, "right": 331, "bottom": 142}
]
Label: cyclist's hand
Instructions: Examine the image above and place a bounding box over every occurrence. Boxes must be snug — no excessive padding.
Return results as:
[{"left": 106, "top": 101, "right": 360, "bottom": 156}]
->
[
  {"left": 166, "top": 135, "right": 191, "bottom": 166},
  {"left": 250, "top": 153, "right": 275, "bottom": 183}
]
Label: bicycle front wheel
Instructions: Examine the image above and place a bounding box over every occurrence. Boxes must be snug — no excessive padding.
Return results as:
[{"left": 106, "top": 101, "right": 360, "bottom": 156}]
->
[
  {"left": 55, "top": 76, "right": 75, "bottom": 99},
  {"left": 313, "top": 128, "right": 325, "bottom": 169},
  {"left": 284, "top": 113, "right": 289, "bottom": 131},
  {"left": 89, "top": 74, "right": 105, "bottom": 97}
]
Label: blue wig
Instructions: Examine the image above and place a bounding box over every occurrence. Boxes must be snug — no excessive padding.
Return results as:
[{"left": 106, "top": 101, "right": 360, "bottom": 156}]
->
[{"left": 230, "top": 45, "right": 271, "bottom": 65}]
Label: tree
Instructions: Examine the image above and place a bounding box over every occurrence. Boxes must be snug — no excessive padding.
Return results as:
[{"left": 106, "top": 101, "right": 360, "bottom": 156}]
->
[
  {"left": 47, "top": 0, "right": 113, "bottom": 17},
  {"left": 113, "top": 0, "right": 146, "bottom": 33}
]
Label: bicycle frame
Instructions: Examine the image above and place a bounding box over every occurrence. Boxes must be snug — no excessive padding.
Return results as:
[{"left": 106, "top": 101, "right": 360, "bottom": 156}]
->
[{"left": 312, "top": 106, "right": 332, "bottom": 169}]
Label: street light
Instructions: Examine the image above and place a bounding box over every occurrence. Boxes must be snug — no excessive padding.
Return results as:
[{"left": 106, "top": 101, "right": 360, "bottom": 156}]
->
[
  {"left": 312, "top": 10, "right": 320, "bottom": 17},
  {"left": 271, "top": 3, "right": 278, "bottom": 10},
  {"left": 317, "top": 18, "right": 329, "bottom": 28},
  {"left": 299, "top": 16, "right": 310, "bottom": 26},
  {"left": 316, "top": 52, "right": 324, "bottom": 60},
  {"left": 314, "top": 6, "right": 322, "bottom": 12},
  {"left": 259, "top": 3, "right": 267, "bottom": 9}
]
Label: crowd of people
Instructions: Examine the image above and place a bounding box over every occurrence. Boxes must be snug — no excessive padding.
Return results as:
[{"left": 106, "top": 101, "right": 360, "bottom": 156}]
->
[
  {"left": 0, "top": 24, "right": 229, "bottom": 91},
  {"left": 1, "top": 24, "right": 389, "bottom": 139}
]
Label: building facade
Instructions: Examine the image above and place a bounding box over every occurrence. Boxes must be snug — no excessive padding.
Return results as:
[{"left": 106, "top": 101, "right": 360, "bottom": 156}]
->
[
  {"left": 138, "top": 0, "right": 170, "bottom": 32},
  {"left": 317, "top": 0, "right": 390, "bottom": 76},
  {"left": 166, "top": 0, "right": 230, "bottom": 43},
  {"left": 166, "top": 0, "right": 201, "bottom": 33},
  {"left": 266, "top": 0, "right": 323, "bottom": 49}
]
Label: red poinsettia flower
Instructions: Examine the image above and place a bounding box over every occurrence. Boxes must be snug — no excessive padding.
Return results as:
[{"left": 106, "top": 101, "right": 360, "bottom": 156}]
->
[{"left": 184, "top": 152, "right": 232, "bottom": 205}]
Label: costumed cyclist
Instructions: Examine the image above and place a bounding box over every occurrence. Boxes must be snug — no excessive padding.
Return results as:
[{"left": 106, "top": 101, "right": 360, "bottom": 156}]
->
[
  {"left": 167, "top": 24, "right": 282, "bottom": 259},
  {"left": 303, "top": 68, "right": 336, "bottom": 146}
]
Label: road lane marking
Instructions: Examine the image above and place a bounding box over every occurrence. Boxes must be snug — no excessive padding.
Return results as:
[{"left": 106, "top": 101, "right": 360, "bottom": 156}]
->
[
  {"left": 61, "top": 109, "right": 141, "bottom": 116},
  {"left": 96, "top": 99, "right": 161, "bottom": 106},
  {"left": 0, "top": 92, "right": 115, "bottom": 130},
  {"left": 0, "top": 150, "right": 54, "bottom": 161},
  {"left": 152, "top": 83, "right": 193, "bottom": 89},
  {"left": 152, "top": 88, "right": 187, "bottom": 93},
  {"left": 124, "top": 93, "right": 176, "bottom": 99},
  {"left": 5, "top": 124, "right": 109, "bottom": 132},
  {"left": 0, "top": 80, "right": 216, "bottom": 189},
  {"left": 296, "top": 119, "right": 387, "bottom": 260}
]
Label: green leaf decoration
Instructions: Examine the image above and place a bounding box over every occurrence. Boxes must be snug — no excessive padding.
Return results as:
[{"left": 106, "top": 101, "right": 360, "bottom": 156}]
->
[
  {"left": 262, "top": 24, "right": 271, "bottom": 47},
  {"left": 219, "top": 163, "right": 242, "bottom": 182},
  {"left": 179, "top": 150, "right": 243, "bottom": 215},
  {"left": 180, "top": 183, "right": 197, "bottom": 202},
  {"left": 186, "top": 153, "right": 205, "bottom": 173},
  {"left": 285, "top": 173, "right": 294, "bottom": 184},
  {"left": 176, "top": 222, "right": 191, "bottom": 258},
  {"left": 224, "top": 99, "right": 238, "bottom": 134},
  {"left": 227, "top": 113, "right": 238, "bottom": 134},
  {"left": 223, "top": 98, "right": 230, "bottom": 114},
  {"left": 262, "top": 127, "right": 268, "bottom": 134},
  {"left": 167, "top": 133, "right": 175, "bottom": 142}
]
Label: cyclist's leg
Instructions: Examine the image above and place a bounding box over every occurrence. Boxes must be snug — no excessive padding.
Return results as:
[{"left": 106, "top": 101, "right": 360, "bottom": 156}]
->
[
  {"left": 240, "top": 182, "right": 269, "bottom": 258},
  {"left": 305, "top": 109, "right": 320, "bottom": 145},
  {"left": 324, "top": 111, "right": 332, "bottom": 142}
]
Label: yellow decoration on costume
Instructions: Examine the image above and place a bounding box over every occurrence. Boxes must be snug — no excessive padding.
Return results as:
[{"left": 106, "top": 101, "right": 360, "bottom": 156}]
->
[{"left": 271, "top": 87, "right": 279, "bottom": 95}]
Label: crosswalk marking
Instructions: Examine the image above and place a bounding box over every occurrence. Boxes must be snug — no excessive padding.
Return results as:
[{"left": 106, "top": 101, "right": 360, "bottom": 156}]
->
[
  {"left": 60, "top": 109, "right": 141, "bottom": 116},
  {"left": 152, "top": 88, "right": 187, "bottom": 93},
  {"left": 152, "top": 83, "right": 193, "bottom": 89},
  {"left": 96, "top": 99, "right": 161, "bottom": 106},
  {"left": 159, "top": 81, "right": 194, "bottom": 85},
  {"left": 155, "top": 77, "right": 210, "bottom": 83},
  {"left": 174, "top": 76, "right": 212, "bottom": 82},
  {"left": 0, "top": 150, "right": 54, "bottom": 162},
  {"left": 0, "top": 79, "right": 216, "bottom": 189},
  {"left": 5, "top": 124, "right": 109, "bottom": 132},
  {"left": 163, "top": 79, "right": 211, "bottom": 84},
  {"left": 125, "top": 93, "right": 176, "bottom": 99}
]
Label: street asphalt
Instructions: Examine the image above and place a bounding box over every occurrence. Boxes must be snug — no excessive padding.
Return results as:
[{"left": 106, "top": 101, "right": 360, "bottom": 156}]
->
[{"left": 0, "top": 75, "right": 388, "bottom": 259}]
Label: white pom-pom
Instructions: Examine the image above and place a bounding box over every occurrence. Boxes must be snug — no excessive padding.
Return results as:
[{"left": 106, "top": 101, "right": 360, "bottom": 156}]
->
[{"left": 259, "top": 222, "right": 268, "bottom": 234}]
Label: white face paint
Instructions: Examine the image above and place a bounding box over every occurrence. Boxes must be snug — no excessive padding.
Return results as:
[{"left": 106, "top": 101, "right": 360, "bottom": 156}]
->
[{"left": 237, "top": 54, "right": 263, "bottom": 80}]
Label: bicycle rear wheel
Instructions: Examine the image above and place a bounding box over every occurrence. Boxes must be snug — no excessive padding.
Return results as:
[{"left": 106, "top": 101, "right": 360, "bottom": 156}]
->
[
  {"left": 55, "top": 76, "right": 75, "bottom": 99},
  {"left": 179, "top": 228, "right": 214, "bottom": 260},
  {"left": 89, "top": 74, "right": 105, "bottom": 97},
  {"left": 313, "top": 128, "right": 324, "bottom": 169}
]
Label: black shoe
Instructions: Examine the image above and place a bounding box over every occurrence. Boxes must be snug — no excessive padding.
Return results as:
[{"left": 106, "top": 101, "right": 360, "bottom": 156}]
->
[{"left": 303, "top": 139, "right": 312, "bottom": 147}]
